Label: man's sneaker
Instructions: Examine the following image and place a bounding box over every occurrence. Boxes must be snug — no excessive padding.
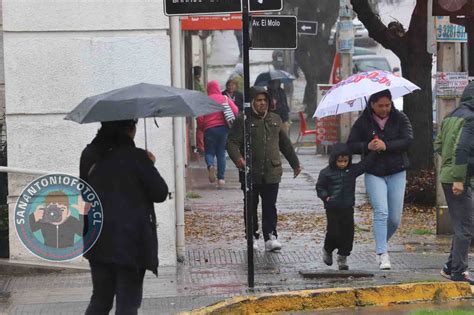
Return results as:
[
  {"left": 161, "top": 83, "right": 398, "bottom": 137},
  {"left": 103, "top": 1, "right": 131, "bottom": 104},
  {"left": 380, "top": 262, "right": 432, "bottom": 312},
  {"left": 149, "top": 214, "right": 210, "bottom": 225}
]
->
[
  {"left": 337, "top": 255, "right": 349, "bottom": 270},
  {"left": 208, "top": 166, "right": 216, "bottom": 183},
  {"left": 217, "top": 179, "right": 225, "bottom": 189},
  {"left": 322, "top": 248, "right": 333, "bottom": 266},
  {"left": 265, "top": 235, "right": 282, "bottom": 252},
  {"left": 451, "top": 271, "right": 474, "bottom": 285},
  {"left": 377, "top": 253, "right": 391, "bottom": 270},
  {"left": 440, "top": 264, "right": 451, "bottom": 280}
]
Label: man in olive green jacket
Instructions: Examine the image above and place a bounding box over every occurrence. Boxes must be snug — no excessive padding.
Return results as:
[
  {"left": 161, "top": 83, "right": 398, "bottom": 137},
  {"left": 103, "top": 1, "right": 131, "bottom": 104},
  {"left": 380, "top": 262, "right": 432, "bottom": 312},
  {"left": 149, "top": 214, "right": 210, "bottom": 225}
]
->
[
  {"left": 434, "top": 81, "right": 474, "bottom": 285},
  {"left": 227, "top": 87, "right": 301, "bottom": 252}
]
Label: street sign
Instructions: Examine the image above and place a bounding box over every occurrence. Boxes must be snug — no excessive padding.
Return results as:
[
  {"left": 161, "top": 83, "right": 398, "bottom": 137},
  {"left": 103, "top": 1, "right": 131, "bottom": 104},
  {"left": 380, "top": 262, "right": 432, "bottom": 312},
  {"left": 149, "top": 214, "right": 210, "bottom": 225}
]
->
[
  {"left": 164, "top": 0, "right": 242, "bottom": 16},
  {"left": 297, "top": 21, "right": 318, "bottom": 35},
  {"left": 250, "top": 15, "right": 297, "bottom": 49},
  {"left": 249, "top": 0, "right": 282, "bottom": 12}
]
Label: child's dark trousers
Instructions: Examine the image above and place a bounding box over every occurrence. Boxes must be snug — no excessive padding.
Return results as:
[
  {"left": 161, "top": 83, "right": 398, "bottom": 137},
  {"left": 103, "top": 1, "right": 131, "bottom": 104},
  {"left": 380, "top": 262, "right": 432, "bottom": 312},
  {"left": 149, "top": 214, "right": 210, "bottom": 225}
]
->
[{"left": 324, "top": 207, "right": 354, "bottom": 256}]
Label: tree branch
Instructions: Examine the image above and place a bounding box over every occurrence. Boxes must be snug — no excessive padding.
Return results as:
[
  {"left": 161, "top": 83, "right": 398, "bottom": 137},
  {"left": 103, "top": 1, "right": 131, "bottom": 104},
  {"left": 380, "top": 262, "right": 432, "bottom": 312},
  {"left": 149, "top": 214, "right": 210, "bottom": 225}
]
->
[{"left": 351, "top": 0, "right": 405, "bottom": 58}]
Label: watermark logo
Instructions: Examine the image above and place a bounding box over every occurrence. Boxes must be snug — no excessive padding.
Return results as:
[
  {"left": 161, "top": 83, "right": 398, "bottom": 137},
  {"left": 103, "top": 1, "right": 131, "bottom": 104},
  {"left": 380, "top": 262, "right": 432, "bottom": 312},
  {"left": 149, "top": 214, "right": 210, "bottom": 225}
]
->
[{"left": 14, "top": 174, "right": 103, "bottom": 262}]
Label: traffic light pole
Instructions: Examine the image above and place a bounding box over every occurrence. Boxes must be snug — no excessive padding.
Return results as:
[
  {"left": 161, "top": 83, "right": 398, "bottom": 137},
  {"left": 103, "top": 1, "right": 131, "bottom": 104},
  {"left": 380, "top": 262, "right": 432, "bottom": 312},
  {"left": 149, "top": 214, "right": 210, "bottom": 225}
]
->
[{"left": 242, "top": 0, "right": 254, "bottom": 288}]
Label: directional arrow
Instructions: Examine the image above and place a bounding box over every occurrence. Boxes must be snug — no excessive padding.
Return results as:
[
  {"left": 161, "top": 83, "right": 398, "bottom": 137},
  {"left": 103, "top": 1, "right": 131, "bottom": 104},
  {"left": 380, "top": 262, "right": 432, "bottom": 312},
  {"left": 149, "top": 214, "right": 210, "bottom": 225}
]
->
[
  {"left": 249, "top": 0, "right": 283, "bottom": 12},
  {"left": 297, "top": 20, "right": 318, "bottom": 35}
]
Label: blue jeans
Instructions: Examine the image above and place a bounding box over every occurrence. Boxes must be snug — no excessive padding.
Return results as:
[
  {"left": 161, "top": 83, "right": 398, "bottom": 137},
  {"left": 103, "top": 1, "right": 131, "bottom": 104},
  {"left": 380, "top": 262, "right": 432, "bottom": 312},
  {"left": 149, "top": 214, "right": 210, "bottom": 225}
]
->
[
  {"left": 204, "top": 126, "right": 228, "bottom": 180},
  {"left": 365, "top": 171, "right": 406, "bottom": 254}
]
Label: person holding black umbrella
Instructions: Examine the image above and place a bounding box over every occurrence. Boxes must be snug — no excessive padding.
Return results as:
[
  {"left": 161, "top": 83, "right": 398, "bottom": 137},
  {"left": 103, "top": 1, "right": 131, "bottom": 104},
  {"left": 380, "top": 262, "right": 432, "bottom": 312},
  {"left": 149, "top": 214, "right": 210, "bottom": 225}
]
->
[{"left": 80, "top": 119, "right": 169, "bottom": 314}]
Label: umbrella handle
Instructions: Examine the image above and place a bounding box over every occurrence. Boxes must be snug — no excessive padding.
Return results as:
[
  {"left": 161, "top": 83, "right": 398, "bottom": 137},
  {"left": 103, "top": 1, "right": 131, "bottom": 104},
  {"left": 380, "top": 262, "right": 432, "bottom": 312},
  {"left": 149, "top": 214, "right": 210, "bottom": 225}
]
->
[{"left": 144, "top": 118, "right": 148, "bottom": 151}]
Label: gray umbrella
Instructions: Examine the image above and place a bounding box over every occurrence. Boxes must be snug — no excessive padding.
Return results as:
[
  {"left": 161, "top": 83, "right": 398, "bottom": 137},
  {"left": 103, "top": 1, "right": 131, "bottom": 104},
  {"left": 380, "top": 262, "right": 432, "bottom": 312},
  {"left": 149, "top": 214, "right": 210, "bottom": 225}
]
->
[{"left": 64, "top": 82, "right": 223, "bottom": 124}]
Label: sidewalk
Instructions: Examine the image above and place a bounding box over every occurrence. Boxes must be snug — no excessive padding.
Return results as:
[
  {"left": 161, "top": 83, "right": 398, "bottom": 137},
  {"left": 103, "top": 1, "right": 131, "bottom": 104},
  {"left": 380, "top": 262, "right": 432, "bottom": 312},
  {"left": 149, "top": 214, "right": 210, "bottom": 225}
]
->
[{"left": 0, "top": 151, "right": 471, "bottom": 314}]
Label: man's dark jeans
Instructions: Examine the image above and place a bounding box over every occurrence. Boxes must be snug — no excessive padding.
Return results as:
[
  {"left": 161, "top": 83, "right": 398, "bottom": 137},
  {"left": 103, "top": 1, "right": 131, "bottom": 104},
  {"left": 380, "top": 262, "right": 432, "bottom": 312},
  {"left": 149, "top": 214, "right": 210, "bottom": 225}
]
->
[
  {"left": 442, "top": 184, "right": 474, "bottom": 275},
  {"left": 243, "top": 183, "right": 279, "bottom": 241},
  {"left": 85, "top": 261, "right": 146, "bottom": 315},
  {"left": 324, "top": 207, "right": 354, "bottom": 256}
]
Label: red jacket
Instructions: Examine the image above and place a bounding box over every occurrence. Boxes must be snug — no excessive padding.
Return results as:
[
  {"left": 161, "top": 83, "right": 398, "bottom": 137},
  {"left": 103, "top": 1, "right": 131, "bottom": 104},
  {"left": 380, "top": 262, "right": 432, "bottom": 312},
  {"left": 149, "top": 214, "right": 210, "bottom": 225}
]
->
[{"left": 197, "top": 80, "right": 239, "bottom": 132}]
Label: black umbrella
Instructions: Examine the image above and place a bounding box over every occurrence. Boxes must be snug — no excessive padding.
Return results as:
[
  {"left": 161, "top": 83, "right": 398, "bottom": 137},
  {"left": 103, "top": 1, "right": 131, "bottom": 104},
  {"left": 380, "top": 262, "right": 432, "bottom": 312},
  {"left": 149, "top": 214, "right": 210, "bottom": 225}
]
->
[
  {"left": 254, "top": 70, "right": 295, "bottom": 87},
  {"left": 65, "top": 83, "right": 223, "bottom": 124},
  {"left": 65, "top": 82, "right": 224, "bottom": 150}
]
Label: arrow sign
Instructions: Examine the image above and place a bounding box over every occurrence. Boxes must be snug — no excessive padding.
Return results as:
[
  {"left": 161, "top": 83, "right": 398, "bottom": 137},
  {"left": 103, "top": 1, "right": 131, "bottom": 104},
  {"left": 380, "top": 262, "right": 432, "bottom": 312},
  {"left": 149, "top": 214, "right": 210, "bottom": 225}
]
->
[
  {"left": 164, "top": 0, "right": 242, "bottom": 16},
  {"left": 251, "top": 15, "right": 297, "bottom": 49},
  {"left": 249, "top": 0, "right": 283, "bottom": 12},
  {"left": 297, "top": 21, "right": 318, "bottom": 35}
]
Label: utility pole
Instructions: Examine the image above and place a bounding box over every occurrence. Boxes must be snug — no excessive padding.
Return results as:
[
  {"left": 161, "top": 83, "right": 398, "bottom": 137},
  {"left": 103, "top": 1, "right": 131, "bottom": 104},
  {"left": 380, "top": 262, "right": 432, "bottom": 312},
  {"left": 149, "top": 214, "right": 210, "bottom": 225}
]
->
[
  {"left": 242, "top": 0, "right": 254, "bottom": 288},
  {"left": 338, "top": 0, "right": 354, "bottom": 142},
  {"left": 435, "top": 32, "right": 463, "bottom": 234}
]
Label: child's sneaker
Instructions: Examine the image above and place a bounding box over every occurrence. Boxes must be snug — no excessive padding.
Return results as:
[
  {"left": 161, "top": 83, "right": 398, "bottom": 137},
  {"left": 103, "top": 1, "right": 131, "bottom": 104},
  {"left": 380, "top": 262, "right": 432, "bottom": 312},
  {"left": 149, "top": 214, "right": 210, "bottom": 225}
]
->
[
  {"left": 337, "top": 255, "right": 349, "bottom": 270},
  {"left": 450, "top": 271, "right": 474, "bottom": 285},
  {"left": 440, "top": 264, "right": 451, "bottom": 280},
  {"left": 322, "top": 248, "right": 333, "bottom": 266}
]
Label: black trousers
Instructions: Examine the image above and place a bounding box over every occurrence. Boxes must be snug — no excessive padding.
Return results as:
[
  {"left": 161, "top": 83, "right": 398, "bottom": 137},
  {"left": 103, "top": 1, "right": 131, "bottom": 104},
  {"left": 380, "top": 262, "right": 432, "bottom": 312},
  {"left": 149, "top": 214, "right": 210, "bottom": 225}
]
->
[
  {"left": 243, "top": 183, "right": 279, "bottom": 241},
  {"left": 324, "top": 207, "right": 354, "bottom": 256},
  {"left": 85, "top": 261, "right": 146, "bottom": 315},
  {"left": 442, "top": 184, "right": 473, "bottom": 275}
]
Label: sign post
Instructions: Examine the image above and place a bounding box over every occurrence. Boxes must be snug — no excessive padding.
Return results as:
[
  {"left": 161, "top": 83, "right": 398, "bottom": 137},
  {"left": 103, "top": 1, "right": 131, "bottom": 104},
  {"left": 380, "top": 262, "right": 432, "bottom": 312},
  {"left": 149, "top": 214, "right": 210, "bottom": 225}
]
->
[
  {"left": 242, "top": 0, "right": 255, "bottom": 289},
  {"left": 164, "top": 0, "right": 295, "bottom": 288}
]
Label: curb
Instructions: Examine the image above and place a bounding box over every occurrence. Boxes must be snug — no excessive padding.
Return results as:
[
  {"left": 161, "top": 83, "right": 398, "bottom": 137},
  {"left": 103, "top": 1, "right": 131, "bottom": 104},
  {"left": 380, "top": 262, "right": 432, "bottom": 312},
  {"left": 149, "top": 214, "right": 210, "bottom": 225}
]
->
[
  {"left": 181, "top": 282, "right": 473, "bottom": 314},
  {"left": 0, "top": 259, "right": 88, "bottom": 275}
]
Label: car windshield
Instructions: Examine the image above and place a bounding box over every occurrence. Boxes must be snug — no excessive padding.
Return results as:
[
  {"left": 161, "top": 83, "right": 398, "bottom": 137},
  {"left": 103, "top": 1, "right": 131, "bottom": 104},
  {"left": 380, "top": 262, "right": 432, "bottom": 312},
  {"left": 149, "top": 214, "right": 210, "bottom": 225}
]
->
[{"left": 354, "top": 58, "right": 391, "bottom": 72}]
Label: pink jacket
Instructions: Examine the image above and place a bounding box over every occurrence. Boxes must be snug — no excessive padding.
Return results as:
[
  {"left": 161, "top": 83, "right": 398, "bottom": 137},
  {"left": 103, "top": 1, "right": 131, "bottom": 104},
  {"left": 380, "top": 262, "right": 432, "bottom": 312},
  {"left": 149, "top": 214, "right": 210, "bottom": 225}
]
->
[{"left": 197, "top": 80, "right": 239, "bottom": 132}]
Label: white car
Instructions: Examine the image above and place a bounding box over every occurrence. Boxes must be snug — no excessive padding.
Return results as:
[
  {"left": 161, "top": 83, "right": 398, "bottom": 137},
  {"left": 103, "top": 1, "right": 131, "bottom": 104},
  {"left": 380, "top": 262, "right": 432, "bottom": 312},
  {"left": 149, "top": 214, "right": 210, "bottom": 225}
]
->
[{"left": 329, "top": 18, "right": 377, "bottom": 47}]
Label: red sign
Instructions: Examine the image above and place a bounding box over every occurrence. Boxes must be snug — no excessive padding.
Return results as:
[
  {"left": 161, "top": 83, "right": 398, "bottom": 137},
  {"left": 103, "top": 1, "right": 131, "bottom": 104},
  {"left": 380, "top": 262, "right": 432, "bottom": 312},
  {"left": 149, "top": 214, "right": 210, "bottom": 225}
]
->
[
  {"left": 315, "top": 117, "right": 339, "bottom": 145},
  {"left": 181, "top": 14, "right": 242, "bottom": 31},
  {"left": 316, "top": 84, "right": 339, "bottom": 145}
]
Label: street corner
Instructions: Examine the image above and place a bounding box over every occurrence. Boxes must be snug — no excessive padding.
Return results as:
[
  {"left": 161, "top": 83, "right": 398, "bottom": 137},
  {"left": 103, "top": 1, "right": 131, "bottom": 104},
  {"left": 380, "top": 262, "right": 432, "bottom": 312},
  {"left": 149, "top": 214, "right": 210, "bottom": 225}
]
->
[{"left": 180, "top": 282, "right": 473, "bottom": 314}]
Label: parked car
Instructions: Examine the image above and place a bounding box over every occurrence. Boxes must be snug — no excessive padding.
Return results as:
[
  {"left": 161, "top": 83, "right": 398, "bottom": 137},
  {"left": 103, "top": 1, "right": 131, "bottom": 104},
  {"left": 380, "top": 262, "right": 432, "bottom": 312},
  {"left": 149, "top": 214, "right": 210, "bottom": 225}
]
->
[
  {"left": 329, "top": 18, "right": 377, "bottom": 47},
  {"left": 352, "top": 55, "right": 400, "bottom": 73}
]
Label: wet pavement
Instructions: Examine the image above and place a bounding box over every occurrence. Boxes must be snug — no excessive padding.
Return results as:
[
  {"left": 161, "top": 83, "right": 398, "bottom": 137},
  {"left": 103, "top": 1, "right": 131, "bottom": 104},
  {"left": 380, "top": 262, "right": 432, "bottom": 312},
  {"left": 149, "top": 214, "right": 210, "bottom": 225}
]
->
[{"left": 0, "top": 151, "right": 472, "bottom": 314}]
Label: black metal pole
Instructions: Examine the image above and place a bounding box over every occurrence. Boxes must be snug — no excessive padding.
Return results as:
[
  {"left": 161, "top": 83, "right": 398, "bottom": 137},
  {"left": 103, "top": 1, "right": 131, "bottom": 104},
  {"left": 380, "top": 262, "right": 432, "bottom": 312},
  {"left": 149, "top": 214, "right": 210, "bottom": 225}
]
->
[{"left": 242, "top": 0, "right": 254, "bottom": 288}]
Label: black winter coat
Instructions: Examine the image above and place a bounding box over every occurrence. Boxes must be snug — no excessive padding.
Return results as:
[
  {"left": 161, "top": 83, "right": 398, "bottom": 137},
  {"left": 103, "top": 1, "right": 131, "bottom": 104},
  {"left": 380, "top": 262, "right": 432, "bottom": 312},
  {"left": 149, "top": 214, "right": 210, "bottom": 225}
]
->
[
  {"left": 79, "top": 137, "right": 168, "bottom": 275},
  {"left": 347, "top": 107, "right": 413, "bottom": 177},
  {"left": 316, "top": 144, "right": 376, "bottom": 210}
]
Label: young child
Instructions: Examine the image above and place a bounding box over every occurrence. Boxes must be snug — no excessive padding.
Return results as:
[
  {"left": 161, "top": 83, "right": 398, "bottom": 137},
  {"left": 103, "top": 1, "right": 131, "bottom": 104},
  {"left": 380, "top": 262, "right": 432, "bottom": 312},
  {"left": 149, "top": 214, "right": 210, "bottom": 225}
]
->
[{"left": 316, "top": 143, "right": 375, "bottom": 270}]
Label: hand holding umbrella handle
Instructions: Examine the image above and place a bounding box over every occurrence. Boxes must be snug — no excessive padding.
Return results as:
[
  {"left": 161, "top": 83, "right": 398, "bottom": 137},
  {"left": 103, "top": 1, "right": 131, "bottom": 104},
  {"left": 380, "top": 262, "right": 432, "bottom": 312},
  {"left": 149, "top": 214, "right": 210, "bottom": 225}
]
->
[{"left": 146, "top": 151, "right": 156, "bottom": 164}]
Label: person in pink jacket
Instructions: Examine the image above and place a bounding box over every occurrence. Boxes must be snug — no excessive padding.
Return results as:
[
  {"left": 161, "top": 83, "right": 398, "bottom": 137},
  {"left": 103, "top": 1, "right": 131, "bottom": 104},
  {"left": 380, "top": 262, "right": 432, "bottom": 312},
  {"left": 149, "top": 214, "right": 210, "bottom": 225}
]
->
[{"left": 197, "top": 80, "right": 239, "bottom": 187}]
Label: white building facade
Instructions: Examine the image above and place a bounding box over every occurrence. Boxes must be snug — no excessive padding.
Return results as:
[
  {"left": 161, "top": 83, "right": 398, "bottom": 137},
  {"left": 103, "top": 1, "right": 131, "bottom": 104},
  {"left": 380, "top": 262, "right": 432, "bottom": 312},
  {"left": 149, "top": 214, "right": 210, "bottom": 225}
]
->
[{"left": 3, "top": 0, "right": 179, "bottom": 266}]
